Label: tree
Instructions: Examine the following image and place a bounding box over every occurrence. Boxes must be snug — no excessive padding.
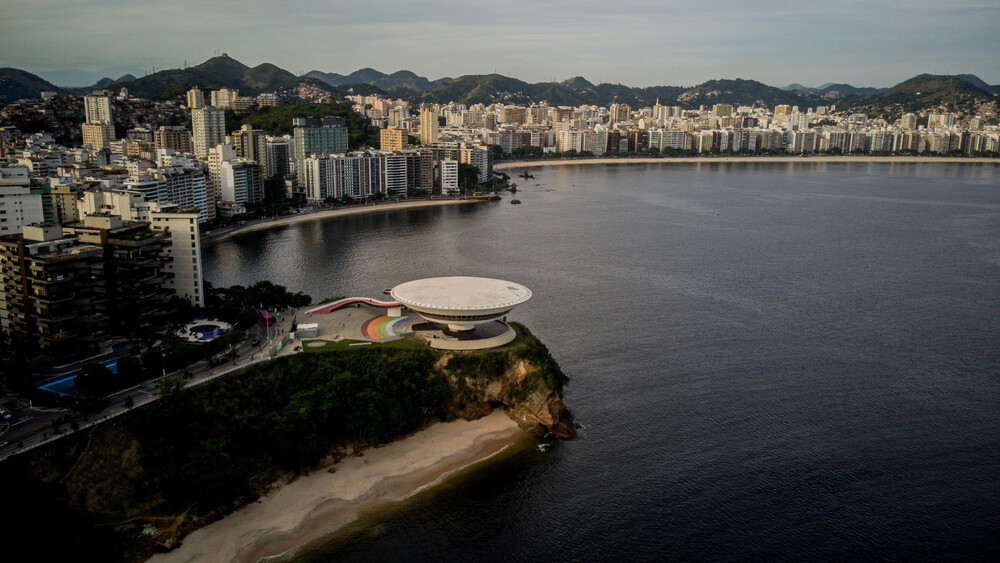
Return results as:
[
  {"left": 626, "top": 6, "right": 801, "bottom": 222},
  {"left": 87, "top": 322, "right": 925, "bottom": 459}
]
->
[
  {"left": 458, "top": 163, "right": 479, "bottom": 194},
  {"left": 116, "top": 356, "right": 143, "bottom": 383},
  {"left": 75, "top": 362, "right": 115, "bottom": 393},
  {"left": 72, "top": 393, "right": 110, "bottom": 415}
]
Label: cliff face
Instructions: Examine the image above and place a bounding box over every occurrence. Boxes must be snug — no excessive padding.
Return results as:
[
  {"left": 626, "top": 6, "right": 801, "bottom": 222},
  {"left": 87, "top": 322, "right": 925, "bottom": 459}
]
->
[
  {"left": 442, "top": 324, "right": 576, "bottom": 439},
  {"left": 489, "top": 359, "right": 576, "bottom": 439}
]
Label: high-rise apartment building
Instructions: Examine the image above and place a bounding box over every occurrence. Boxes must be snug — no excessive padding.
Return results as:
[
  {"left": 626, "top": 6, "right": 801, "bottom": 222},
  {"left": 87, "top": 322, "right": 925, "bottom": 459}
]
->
[
  {"left": 84, "top": 92, "right": 113, "bottom": 124},
  {"left": 266, "top": 138, "right": 291, "bottom": 179},
  {"left": 712, "top": 104, "right": 734, "bottom": 118},
  {"left": 207, "top": 144, "right": 237, "bottom": 220},
  {"left": 78, "top": 191, "right": 205, "bottom": 306},
  {"left": 230, "top": 124, "right": 268, "bottom": 173},
  {"left": 81, "top": 122, "right": 115, "bottom": 149},
  {"left": 154, "top": 125, "right": 193, "bottom": 153},
  {"left": 420, "top": 109, "right": 439, "bottom": 145},
  {"left": 220, "top": 159, "right": 262, "bottom": 206},
  {"left": 380, "top": 127, "right": 407, "bottom": 150},
  {"left": 608, "top": 103, "right": 631, "bottom": 126},
  {"left": 292, "top": 117, "right": 348, "bottom": 164},
  {"left": 0, "top": 225, "right": 106, "bottom": 357},
  {"left": 150, "top": 210, "right": 204, "bottom": 307},
  {"left": 0, "top": 186, "right": 43, "bottom": 234},
  {"left": 191, "top": 107, "right": 226, "bottom": 159},
  {"left": 186, "top": 88, "right": 205, "bottom": 110}
]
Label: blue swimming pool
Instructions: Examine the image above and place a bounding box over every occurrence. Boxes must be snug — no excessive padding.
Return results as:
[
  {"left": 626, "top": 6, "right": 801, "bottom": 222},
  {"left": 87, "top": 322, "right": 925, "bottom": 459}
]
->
[
  {"left": 189, "top": 324, "right": 228, "bottom": 341},
  {"left": 34, "top": 359, "right": 119, "bottom": 397}
]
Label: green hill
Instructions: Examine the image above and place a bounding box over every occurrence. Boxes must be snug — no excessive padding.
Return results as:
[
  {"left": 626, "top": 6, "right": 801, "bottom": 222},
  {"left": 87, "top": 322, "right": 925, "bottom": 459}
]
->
[
  {"left": 676, "top": 78, "right": 817, "bottom": 108},
  {"left": 89, "top": 55, "right": 297, "bottom": 100},
  {"left": 0, "top": 68, "right": 67, "bottom": 102},
  {"left": 836, "top": 74, "right": 996, "bottom": 116}
]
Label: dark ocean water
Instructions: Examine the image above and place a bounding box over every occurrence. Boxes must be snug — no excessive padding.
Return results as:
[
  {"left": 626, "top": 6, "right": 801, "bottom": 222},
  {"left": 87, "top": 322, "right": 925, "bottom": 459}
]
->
[{"left": 203, "top": 162, "right": 1000, "bottom": 562}]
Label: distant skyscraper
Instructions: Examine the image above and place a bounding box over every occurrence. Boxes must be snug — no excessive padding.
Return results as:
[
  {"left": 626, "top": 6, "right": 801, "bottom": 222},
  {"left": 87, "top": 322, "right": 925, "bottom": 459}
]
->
[
  {"left": 292, "top": 117, "right": 348, "bottom": 164},
  {"left": 186, "top": 88, "right": 205, "bottom": 110},
  {"left": 84, "top": 92, "right": 113, "bottom": 124},
  {"left": 420, "top": 109, "right": 439, "bottom": 145},
  {"left": 191, "top": 107, "right": 226, "bottom": 159}
]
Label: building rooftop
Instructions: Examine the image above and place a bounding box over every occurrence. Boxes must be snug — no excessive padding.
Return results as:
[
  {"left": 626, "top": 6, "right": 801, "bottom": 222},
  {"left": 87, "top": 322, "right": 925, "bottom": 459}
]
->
[{"left": 391, "top": 276, "right": 531, "bottom": 312}]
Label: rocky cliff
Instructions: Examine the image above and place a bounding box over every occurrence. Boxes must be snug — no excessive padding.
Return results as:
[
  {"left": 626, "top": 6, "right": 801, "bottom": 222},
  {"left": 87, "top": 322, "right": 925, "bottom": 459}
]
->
[{"left": 442, "top": 322, "right": 576, "bottom": 439}]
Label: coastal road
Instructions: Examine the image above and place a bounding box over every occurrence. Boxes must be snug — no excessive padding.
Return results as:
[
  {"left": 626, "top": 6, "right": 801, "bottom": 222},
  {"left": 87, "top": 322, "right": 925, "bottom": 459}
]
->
[{"left": 0, "top": 314, "right": 295, "bottom": 461}]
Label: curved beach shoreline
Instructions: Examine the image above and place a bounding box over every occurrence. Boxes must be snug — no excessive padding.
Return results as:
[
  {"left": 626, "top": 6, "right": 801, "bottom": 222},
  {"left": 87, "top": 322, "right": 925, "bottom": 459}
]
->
[
  {"left": 495, "top": 155, "right": 1000, "bottom": 170},
  {"left": 203, "top": 199, "right": 488, "bottom": 243},
  {"left": 150, "top": 411, "right": 524, "bottom": 563}
]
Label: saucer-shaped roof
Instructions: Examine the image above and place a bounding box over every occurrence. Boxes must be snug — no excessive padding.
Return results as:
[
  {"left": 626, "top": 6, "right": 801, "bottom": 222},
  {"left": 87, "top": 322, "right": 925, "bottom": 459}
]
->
[{"left": 390, "top": 277, "right": 531, "bottom": 314}]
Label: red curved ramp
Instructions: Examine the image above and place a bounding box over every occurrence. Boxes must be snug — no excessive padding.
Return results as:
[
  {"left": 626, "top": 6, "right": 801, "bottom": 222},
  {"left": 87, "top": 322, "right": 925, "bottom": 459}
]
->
[{"left": 305, "top": 297, "right": 403, "bottom": 315}]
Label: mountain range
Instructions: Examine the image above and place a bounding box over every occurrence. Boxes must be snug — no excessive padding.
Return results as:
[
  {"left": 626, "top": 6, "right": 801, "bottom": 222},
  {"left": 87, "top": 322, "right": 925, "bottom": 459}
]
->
[{"left": 2, "top": 55, "right": 997, "bottom": 111}]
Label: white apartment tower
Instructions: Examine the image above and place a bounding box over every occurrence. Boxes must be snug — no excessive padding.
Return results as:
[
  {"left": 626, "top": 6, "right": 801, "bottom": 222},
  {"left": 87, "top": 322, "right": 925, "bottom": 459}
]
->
[
  {"left": 151, "top": 210, "right": 204, "bottom": 307},
  {"left": 191, "top": 107, "right": 226, "bottom": 159},
  {"left": 84, "top": 92, "right": 113, "bottom": 124}
]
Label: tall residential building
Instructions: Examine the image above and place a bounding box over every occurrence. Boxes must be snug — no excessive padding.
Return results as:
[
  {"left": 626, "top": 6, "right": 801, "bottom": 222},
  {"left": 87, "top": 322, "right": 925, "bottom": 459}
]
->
[
  {"left": 712, "top": 104, "right": 734, "bottom": 118},
  {"left": 154, "top": 126, "right": 193, "bottom": 154},
  {"left": 211, "top": 88, "right": 238, "bottom": 110},
  {"left": 380, "top": 127, "right": 407, "bottom": 150},
  {"left": 207, "top": 144, "right": 237, "bottom": 220},
  {"left": 440, "top": 158, "right": 458, "bottom": 194},
  {"left": 0, "top": 224, "right": 106, "bottom": 357},
  {"left": 420, "top": 109, "right": 439, "bottom": 145},
  {"left": 292, "top": 117, "right": 348, "bottom": 164},
  {"left": 0, "top": 186, "right": 44, "bottom": 234},
  {"left": 151, "top": 209, "right": 204, "bottom": 307},
  {"left": 81, "top": 122, "right": 115, "bottom": 150},
  {"left": 186, "top": 88, "right": 205, "bottom": 110},
  {"left": 220, "top": 159, "right": 262, "bottom": 206},
  {"left": 230, "top": 124, "right": 268, "bottom": 174},
  {"left": 84, "top": 92, "right": 113, "bottom": 124},
  {"left": 266, "top": 138, "right": 291, "bottom": 179},
  {"left": 62, "top": 215, "right": 174, "bottom": 332},
  {"left": 191, "top": 107, "right": 226, "bottom": 159},
  {"left": 76, "top": 191, "right": 204, "bottom": 306},
  {"left": 608, "top": 103, "right": 630, "bottom": 126}
]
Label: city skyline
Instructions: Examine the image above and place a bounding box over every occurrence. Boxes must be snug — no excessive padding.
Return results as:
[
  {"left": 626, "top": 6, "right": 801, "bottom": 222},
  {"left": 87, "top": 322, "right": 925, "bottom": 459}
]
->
[{"left": 3, "top": 0, "right": 998, "bottom": 88}]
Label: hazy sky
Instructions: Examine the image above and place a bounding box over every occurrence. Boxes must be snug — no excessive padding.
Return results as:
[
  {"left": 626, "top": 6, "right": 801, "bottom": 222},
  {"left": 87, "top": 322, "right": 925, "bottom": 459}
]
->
[{"left": 3, "top": 0, "right": 998, "bottom": 87}]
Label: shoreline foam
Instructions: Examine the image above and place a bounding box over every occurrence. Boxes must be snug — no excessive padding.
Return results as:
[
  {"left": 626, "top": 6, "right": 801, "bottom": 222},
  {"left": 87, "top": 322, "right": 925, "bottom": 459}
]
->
[{"left": 149, "top": 411, "right": 525, "bottom": 563}]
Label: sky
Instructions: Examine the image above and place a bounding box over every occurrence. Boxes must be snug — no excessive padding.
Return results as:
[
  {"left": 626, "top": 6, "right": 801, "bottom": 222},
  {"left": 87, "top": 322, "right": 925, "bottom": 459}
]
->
[{"left": 2, "top": 0, "right": 999, "bottom": 88}]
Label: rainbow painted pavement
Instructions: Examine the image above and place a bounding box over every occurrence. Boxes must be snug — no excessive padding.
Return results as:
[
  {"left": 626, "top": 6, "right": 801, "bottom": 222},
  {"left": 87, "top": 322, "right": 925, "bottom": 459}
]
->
[{"left": 362, "top": 315, "right": 419, "bottom": 340}]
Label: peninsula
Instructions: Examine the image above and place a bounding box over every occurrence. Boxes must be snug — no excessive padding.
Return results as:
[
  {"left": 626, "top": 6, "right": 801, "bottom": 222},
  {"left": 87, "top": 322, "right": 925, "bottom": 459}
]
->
[{"left": 1, "top": 322, "right": 574, "bottom": 562}]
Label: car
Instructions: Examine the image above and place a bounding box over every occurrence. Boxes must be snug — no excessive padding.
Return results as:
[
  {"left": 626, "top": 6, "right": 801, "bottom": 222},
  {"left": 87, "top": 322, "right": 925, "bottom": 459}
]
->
[{"left": 293, "top": 346, "right": 302, "bottom": 352}]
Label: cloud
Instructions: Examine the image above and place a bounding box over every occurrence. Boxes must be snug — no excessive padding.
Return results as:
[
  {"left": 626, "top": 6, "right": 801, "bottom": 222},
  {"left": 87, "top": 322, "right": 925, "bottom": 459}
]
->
[{"left": 2, "top": 0, "right": 997, "bottom": 86}]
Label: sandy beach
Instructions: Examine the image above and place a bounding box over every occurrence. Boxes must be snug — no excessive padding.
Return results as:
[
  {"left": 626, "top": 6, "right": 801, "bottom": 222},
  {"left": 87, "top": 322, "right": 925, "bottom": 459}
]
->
[
  {"left": 150, "top": 411, "right": 525, "bottom": 563},
  {"left": 495, "top": 155, "right": 1000, "bottom": 170},
  {"left": 203, "top": 198, "right": 488, "bottom": 243}
]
